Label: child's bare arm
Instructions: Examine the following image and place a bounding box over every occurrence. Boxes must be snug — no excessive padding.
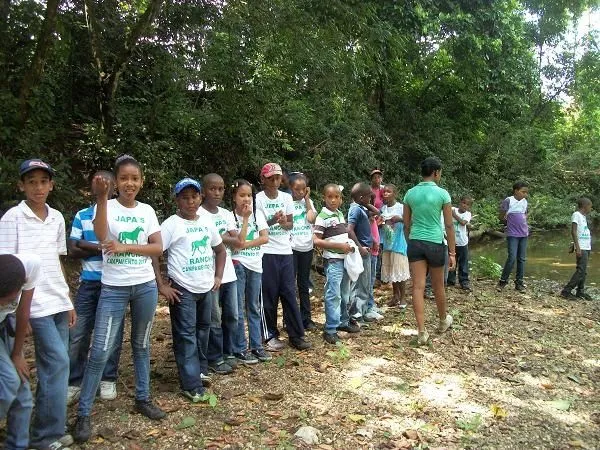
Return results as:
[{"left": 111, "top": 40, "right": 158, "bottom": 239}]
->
[
  {"left": 12, "top": 287, "right": 33, "bottom": 381},
  {"left": 313, "top": 234, "right": 352, "bottom": 253},
  {"left": 571, "top": 222, "right": 581, "bottom": 255}
]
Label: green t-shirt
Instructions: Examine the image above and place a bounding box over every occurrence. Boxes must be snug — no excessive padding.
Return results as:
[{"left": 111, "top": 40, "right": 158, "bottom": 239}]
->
[{"left": 403, "top": 181, "right": 451, "bottom": 244}]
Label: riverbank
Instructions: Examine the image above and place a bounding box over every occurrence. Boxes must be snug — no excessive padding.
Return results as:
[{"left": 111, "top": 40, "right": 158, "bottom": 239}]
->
[{"left": 6, "top": 274, "right": 597, "bottom": 449}]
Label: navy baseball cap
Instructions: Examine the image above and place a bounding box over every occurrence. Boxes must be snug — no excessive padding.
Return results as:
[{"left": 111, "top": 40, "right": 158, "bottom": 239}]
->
[
  {"left": 174, "top": 178, "right": 202, "bottom": 195},
  {"left": 19, "top": 159, "right": 55, "bottom": 178}
]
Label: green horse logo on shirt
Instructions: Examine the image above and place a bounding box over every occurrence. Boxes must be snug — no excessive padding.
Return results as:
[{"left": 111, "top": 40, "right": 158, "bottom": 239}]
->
[
  {"left": 293, "top": 211, "right": 306, "bottom": 223},
  {"left": 191, "top": 236, "right": 210, "bottom": 255},
  {"left": 118, "top": 226, "right": 144, "bottom": 244},
  {"left": 246, "top": 228, "right": 256, "bottom": 240}
]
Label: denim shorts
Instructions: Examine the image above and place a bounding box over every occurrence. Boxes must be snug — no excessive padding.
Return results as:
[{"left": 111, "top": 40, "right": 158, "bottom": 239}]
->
[{"left": 407, "top": 239, "right": 445, "bottom": 267}]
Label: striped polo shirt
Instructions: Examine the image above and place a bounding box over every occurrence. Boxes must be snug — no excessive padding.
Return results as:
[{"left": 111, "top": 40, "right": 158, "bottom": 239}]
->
[
  {"left": 70, "top": 205, "right": 102, "bottom": 281},
  {"left": 0, "top": 201, "right": 72, "bottom": 318},
  {"left": 313, "top": 207, "right": 348, "bottom": 260}
]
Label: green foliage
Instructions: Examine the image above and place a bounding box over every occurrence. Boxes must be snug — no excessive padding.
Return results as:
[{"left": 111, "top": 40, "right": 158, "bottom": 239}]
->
[
  {"left": 471, "top": 256, "right": 502, "bottom": 280},
  {"left": 456, "top": 414, "right": 483, "bottom": 433},
  {"left": 326, "top": 341, "right": 350, "bottom": 363}
]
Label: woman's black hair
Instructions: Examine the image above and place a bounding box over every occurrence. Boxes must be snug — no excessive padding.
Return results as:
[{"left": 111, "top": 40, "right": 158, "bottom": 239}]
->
[
  {"left": 231, "top": 178, "right": 257, "bottom": 226},
  {"left": 114, "top": 154, "right": 142, "bottom": 176},
  {"left": 288, "top": 172, "right": 308, "bottom": 187},
  {"left": 421, "top": 157, "right": 443, "bottom": 177},
  {"left": 512, "top": 181, "right": 528, "bottom": 192},
  {"left": 0, "top": 255, "right": 26, "bottom": 297}
]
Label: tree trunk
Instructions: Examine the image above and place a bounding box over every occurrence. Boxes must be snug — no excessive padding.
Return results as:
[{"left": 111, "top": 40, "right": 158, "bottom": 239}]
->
[{"left": 17, "top": 0, "right": 61, "bottom": 127}]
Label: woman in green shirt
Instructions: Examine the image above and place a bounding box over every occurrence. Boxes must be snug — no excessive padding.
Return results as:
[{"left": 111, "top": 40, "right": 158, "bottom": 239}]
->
[{"left": 403, "top": 157, "right": 456, "bottom": 346}]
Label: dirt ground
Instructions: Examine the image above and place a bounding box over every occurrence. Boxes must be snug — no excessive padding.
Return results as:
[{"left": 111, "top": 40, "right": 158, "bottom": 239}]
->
[{"left": 4, "top": 273, "right": 600, "bottom": 450}]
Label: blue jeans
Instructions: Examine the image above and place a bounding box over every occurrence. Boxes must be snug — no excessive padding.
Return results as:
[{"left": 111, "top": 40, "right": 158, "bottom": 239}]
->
[
  {"left": 29, "top": 311, "right": 69, "bottom": 448},
  {"left": 69, "top": 281, "right": 124, "bottom": 386},
  {"left": 500, "top": 236, "right": 528, "bottom": 285},
  {"left": 323, "top": 259, "right": 350, "bottom": 334},
  {"left": 169, "top": 282, "right": 211, "bottom": 394},
  {"left": 234, "top": 264, "right": 265, "bottom": 352},
  {"left": 350, "top": 254, "right": 372, "bottom": 319},
  {"left": 367, "top": 254, "right": 377, "bottom": 311},
  {"left": 0, "top": 317, "right": 33, "bottom": 450},
  {"left": 207, "top": 281, "right": 238, "bottom": 362},
  {"left": 77, "top": 280, "right": 158, "bottom": 417},
  {"left": 447, "top": 245, "right": 469, "bottom": 286}
]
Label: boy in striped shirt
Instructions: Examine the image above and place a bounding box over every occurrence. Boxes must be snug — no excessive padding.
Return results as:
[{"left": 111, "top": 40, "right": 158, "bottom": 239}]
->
[
  {"left": 67, "top": 171, "right": 124, "bottom": 404},
  {"left": 313, "top": 184, "right": 360, "bottom": 345}
]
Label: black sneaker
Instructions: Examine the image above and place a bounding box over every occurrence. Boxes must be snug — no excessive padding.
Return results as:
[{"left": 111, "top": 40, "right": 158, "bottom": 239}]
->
[
  {"left": 515, "top": 283, "right": 526, "bottom": 292},
  {"left": 73, "top": 416, "right": 92, "bottom": 443},
  {"left": 234, "top": 351, "right": 259, "bottom": 365},
  {"left": 251, "top": 348, "right": 272, "bottom": 362},
  {"left": 304, "top": 321, "right": 317, "bottom": 331},
  {"left": 337, "top": 323, "right": 360, "bottom": 333},
  {"left": 323, "top": 332, "right": 340, "bottom": 344},
  {"left": 561, "top": 290, "right": 578, "bottom": 300},
  {"left": 496, "top": 280, "right": 508, "bottom": 292},
  {"left": 576, "top": 292, "right": 594, "bottom": 301},
  {"left": 289, "top": 337, "right": 312, "bottom": 350},
  {"left": 460, "top": 284, "right": 472, "bottom": 292},
  {"left": 135, "top": 399, "right": 166, "bottom": 420},
  {"left": 208, "top": 360, "right": 234, "bottom": 374},
  {"left": 224, "top": 354, "right": 240, "bottom": 369}
]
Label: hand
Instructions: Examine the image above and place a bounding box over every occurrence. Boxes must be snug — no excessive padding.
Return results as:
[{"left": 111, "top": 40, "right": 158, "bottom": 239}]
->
[
  {"left": 358, "top": 246, "right": 369, "bottom": 257},
  {"left": 11, "top": 353, "right": 29, "bottom": 382},
  {"left": 304, "top": 187, "right": 311, "bottom": 201},
  {"left": 68, "top": 309, "right": 77, "bottom": 328},
  {"left": 212, "top": 276, "right": 222, "bottom": 292},
  {"left": 271, "top": 210, "right": 284, "bottom": 225},
  {"left": 448, "top": 254, "right": 456, "bottom": 271},
  {"left": 102, "top": 240, "right": 127, "bottom": 255},
  {"left": 275, "top": 211, "right": 287, "bottom": 226},
  {"left": 340, "top": 243, "right": 353, "bottom": 254},
  {"left": 576, "top": 248, "right": 582, "bottom": 257},
  {"left": 92, "top": 174, "right": 112, "bottom": 198},
  {"left": 240, "top": 203, "right": 252, "bottom": 219},
  {"left": 159, "top": 282, "right": 182, "bottom": 305}
]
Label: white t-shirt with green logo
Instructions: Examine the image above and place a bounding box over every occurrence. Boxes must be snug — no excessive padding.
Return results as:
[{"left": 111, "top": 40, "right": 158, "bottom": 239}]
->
[
  {"left": 573, "top": 211, "right": 592, "bottom": 251},
  {"left": 291, "top": 198, "right": 314, "bottom": 252},
  {"left": 198, "top": 206, "right": 237, "bottom": 283},
  {"left": 98, "top": 199, "right": 161, "bottom": 286},
  {"left": 231, "top": 211, "right": 269, "bottom": 273},
  {"left": 161, "top": 214, "right": 222, "bottom": 294},
  {"left": 255, "top": 191, "right": 294, "bottom": 255}
]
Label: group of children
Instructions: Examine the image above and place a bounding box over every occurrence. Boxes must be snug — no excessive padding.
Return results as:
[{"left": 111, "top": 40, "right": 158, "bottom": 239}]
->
[{"left": 0, "top": 155, "right": 593, "bottom": 449}]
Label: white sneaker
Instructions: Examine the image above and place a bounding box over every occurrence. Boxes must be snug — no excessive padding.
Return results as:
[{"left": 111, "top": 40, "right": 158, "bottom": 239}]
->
[
  {"left": 438, "top": 314, "right": 453, "bottom": 333},
  {"left": 417, "top": 330, "right": 430, "bottom": 346},
  {"left": 99, "top": 380, "right": 117, "bottom": 400},
  {"left": 59, "top": 434, "right": 74, "bottom": 446},
  {"left": 67, "top": 386, "right": 81, "bottom": 405}
]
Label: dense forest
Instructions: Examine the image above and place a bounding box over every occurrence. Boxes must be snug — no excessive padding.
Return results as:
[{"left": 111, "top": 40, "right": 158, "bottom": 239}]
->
[{"left": 0, "top": 0, "right": 598, "bottom": 228}]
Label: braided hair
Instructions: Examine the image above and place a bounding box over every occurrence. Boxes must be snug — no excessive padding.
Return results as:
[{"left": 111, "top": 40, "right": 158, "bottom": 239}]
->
[{"left": 231, "top": 179, "right": 257, "bottom": 228}]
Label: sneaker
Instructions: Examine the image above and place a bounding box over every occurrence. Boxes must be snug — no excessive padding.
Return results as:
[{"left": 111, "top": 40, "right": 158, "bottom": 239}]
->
[
  {"left": 460, "top": 284, "right": 472, "bottom": 292},
  {"left": 515, "top": 283, "right": 526, "bottom": 292},
  {"left": 200, "top": 373, "right": 212, "bottom": 387},
  {"left": 417, "top": 331, "right": 430, "bottom": 346},
  {"left": 45, "top": 441, "right": 71, "bottom": 450},
  {"left": 67, "top": 385, "right": 81, "bottom": 406},
  {"left": 560, "top": 290, "right": 578, "bottom": 300},
  {"left": 323, "top": 332, "right": 340, "bottom": 345},
  {"left": 496, "top": 281, "right": 508, "bottom": 292},
  {"left": 251, "top": 348, "right": 272, "bottom": 362},
  {"left": 208, "top": 360, "right": 234, "bottom": 375},
  {"left": 362, "top": 313, "right": 376, "bottom": 323},
  {"left": 424, "top": 289, "right": 434, "bottom": 299},
  {"left": 289, "top": 337, "right": 312, "bottom": 350},
  {"left": 135, "top": 399, "right": 166, "bottom": 420},
  {"left": 576, "top": 292, "right": 594, "bottom": 301},
  {"left": 59, "top": 435, "right": 74, "bottom": 447},
  {"left": 99, "top": 380, "right": 117, "bottom": 400},
  {"left": 364, "top": 310, "right": 384, "bottom": 321},
  {"left": 265, "top": 337, "right": 287, "bottom": 352},
  {"left": 224, "top": 355, "right": 239, "bottom": 369},
  {"left": 73, "top": 416, "right": 91, "bottom": 443},
  {"left": 234, "top": 351, "right": 259, "bottom": 365},
  {"left": 438, "top": 314, "right": 453, "bottom": 333},
  {"left": 337, "top": 323, "right": 361, "bottom": 333},
  {"left": 182, "top": 389, "right": 204, "bottom": 403},
  {"left": 304, "top": 321, "right": 317, "bottom": 331},
  {"left": 356, "top": 318, "right": 370, "bottom": 329}
]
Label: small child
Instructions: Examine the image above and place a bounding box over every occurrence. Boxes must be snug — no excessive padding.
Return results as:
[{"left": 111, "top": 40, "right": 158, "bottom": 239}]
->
[
  {"left": 0, "top": 253, "right": 41, "bottom": 449},
  {"left": 313, "top": 184, "right": 360, "bottom": 344},
  {"left": 0, "top": 159, "right": 75, "bottom": 449},
  {"left": 289, "top": 173, "right": 317, "bottom": 330},
  {"left": 348, "top": 182, "right": 378, "bottom": 325},
  {"left": 230, "top": 179, "right": 271, "bottom": 362},
  {"left": 447, "top": 196, "right": 473, "bottom": 291},
  {"left": 380, "top": 184, "right": 410, "bottom": 308},
  {"left": 255, "top": 163, "right": 311, "bottom": 351},
  {"left": 154, "top": 178, "right": 226, "bottom": 402},
  {"left": 364, "top": 207, "right": 384, "bottom": 321},
  {"left": 497, "top": 181, "right": 529, "bottom": 292},
  {"left": 67, "top": 170, "right": 124, "bottom": 405},
  {"left": 560, "top": 197, "right": 593, "bottom": 300}
]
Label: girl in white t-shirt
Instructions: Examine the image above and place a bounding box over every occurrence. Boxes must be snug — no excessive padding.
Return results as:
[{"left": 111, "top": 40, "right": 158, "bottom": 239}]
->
[
  {"left": 74, "top": 155, "right": 165, "bottom": 444},
  {"left": 230, "top": 179, "right": 271, "bottom": 362},
  {"left": 289, "top": 173, "right": 317, "bottom": 329}
]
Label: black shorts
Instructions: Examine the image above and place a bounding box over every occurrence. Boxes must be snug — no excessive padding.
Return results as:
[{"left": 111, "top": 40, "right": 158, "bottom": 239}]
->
[{"left": 407, "top": 239, "right": 445, "bottom": 267}]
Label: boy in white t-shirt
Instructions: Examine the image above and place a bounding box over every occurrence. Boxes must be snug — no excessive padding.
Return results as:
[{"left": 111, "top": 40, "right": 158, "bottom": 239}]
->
[
  {"left": 447, "top": 196, "right": 473, "bottom": 291},
  {"left": 0, "top": 253, "right": 41, "bottom": 449},
  {"left": 153, "top": 178, "right": 226, "bottom": 402},
  {"left": 0, "top": 159, "right": 75, "bottom": 449},
  {"left": 256, "top": 163, "right": 311, "bottom": 351},
  {"left": 561, "top": 197, "right": 593, "bottom": 301}
]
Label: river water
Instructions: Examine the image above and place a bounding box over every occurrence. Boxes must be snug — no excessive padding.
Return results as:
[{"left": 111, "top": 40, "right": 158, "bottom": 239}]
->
[{"left": 471, "top": 230, "right": 600, "bottom": 283}]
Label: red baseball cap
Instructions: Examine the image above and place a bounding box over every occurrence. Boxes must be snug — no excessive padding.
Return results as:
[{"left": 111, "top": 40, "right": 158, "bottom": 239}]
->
[{"left": 261, "top": 163, "right": 283, "bottom": 178}]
